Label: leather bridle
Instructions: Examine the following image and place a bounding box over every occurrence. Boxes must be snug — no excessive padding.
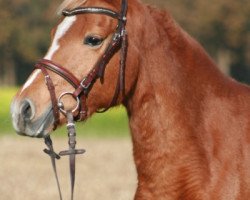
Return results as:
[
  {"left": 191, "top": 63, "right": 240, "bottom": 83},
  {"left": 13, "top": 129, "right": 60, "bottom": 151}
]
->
[
  {"left": 35, "top": 1, "right": 128, "bottom": 200},
  {"left": 35, "top": 0, "right": 128, "bottom": 130}
]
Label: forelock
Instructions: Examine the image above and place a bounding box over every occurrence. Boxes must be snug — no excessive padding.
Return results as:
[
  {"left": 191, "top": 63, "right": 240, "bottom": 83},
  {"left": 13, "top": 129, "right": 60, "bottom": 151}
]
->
[{"left": 57, "top": 0, "right": 88, "bottom": 15}]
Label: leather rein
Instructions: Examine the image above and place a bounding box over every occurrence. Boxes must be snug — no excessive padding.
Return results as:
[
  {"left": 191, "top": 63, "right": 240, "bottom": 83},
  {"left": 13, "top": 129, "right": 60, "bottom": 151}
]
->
[{"left": 35, "top": 0, "right": 128, "bottom": 199}]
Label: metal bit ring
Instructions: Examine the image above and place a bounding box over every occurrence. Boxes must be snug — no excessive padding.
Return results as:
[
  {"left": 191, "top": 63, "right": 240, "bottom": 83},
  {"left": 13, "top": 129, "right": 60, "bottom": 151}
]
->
[{"left": 58, "top": 92, "right": 80, "bottom": 115}]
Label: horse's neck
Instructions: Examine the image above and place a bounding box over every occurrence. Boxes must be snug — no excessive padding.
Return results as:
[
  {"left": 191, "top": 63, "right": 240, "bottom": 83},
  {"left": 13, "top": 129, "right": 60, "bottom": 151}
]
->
[
  {"left": 125, "top": 5, "right": 235, "bottom": 197},
  {"left": 127, "top": 6, "right": 225, "bottom": 156}
]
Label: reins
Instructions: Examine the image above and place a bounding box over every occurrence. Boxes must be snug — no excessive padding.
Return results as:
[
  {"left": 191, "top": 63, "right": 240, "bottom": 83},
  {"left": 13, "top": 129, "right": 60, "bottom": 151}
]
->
[
  {"left": 36, "top": 0, "right": 128, "bottom": 199},
  {"left": 44, "top": 111, "right": 85, "bottom": 200}
]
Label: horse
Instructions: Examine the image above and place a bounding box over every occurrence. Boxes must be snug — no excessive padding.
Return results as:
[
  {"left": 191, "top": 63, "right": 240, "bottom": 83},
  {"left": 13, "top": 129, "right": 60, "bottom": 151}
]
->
[{"left": 11, "top": 0, "right": 250, "bottom": 199}]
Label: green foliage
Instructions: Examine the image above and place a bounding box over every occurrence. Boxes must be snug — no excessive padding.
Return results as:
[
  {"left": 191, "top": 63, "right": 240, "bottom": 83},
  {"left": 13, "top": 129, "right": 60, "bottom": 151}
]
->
[
  {"left": 0, "top": 87, "right": 130, "bottom": 137},
  {"left": 0, "top": 87, "right": 18, "bottom": 135},
  {"left": 56, "top": 107, "right": 130, "bottom": 138}
]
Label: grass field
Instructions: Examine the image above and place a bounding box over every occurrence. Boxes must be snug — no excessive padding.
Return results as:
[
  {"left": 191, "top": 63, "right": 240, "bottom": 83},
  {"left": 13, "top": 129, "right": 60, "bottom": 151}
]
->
[
  {"left": 0, "top": 137, "right": 137, "bottom": 200},
  {"left": 0, "top": 87, "right": 18, "bottom": 135},
  {"left": 0, "top": 87, "right": 130, "bottom": 137}
]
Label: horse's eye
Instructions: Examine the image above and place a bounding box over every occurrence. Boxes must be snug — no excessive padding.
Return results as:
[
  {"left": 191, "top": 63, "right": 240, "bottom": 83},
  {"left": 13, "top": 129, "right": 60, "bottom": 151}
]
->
[{"left": 84, "top": 36, "right": 103, "bottom": 47}]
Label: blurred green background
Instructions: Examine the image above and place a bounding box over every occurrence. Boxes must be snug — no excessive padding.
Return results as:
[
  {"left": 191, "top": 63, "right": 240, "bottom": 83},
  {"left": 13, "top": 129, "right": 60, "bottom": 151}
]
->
[
  {"left": 0, "top": 0, "right": 249, "bottom": 137},
  {"left": 0, "top": 87, "right": 129, "bottom": 137}
]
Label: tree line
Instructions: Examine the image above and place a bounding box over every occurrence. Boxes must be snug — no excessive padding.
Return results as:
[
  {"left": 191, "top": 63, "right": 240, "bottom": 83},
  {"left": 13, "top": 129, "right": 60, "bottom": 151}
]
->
[
  {"left": 0, "top": 0, "right": 60, "bottom": 85},
  {"left": 0, "top": 0, "right": 249, "bottom": 86}
]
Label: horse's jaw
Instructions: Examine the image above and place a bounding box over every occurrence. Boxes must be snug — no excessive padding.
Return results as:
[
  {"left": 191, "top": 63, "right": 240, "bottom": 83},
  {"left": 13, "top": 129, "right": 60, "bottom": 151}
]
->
[{"left": 11, "top": 100, "right": 54, "bottom": 138}]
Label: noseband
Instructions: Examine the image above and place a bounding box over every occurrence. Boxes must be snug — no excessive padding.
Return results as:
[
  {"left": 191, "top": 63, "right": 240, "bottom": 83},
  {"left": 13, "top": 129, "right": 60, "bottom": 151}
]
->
[
  {"left": 35, "top": 1, "right": 128, "bottom": 200},
  {"left": 35, "top": 0, "right": 128, "bottom": 130}
]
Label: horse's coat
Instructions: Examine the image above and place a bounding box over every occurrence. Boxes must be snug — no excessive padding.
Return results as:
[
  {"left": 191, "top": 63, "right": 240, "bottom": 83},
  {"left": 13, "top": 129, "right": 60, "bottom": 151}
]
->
[
  {"left": 11, "top": 0, "right": 250, "bottom": 199},
  {"left": 44, "top": 16, "right": 77, "bottom": 60},
  {"left": 20, "top": 69, "right": 41, "bottom": 93}
]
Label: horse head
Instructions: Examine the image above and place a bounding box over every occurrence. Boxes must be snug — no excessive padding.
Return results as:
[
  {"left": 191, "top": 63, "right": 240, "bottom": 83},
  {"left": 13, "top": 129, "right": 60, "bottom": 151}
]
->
[{"left": 11, "top": 0, "right": 140, "bottom": 137}]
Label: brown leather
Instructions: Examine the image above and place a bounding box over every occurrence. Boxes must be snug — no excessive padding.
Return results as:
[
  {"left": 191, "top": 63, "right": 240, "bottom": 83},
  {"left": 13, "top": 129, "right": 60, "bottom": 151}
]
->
[
  {"left": 38, "top": 59, "right": 80, "bottom": 88},
  {"left": 43, "top": 136, "right": 62, "bottom": 199},
  {"left": 35, "top": 64, "right": 60, "bottom": 130},
  {"left": 59, "top": 112, "right": 85, "bottom": 200},
  {"left": 72, "top": 32, "right": 123, "bottom": 97},
  {"left": 36, "top": 59, "right": 88, "bottom": 121},
  {"left": 62, "top": 7, "right": 121, "bottom": 19}
]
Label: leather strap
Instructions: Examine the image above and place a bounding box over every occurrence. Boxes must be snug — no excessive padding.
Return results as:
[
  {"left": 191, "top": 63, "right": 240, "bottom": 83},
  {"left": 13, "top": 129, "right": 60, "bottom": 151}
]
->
[
  {"left": 44, "top": 113, "right": 85, "bottom": 200},
  {"left": 59, "top": 112, "right": 85, "bottom": 200},
  {"left": 36, "top": 59, "right": 87, "bottom": 121},
  {"left": 44, "top": 136, "right": 62, "bottom": 200},
  {"left": 35, "top": 65, "right": 60, "bottom": 130},
  {"left": 38, "top": 59, "right": 80, "bottom": 88},
  {"left": 63, "top": 7, "right": 121, "bottom": 19}
]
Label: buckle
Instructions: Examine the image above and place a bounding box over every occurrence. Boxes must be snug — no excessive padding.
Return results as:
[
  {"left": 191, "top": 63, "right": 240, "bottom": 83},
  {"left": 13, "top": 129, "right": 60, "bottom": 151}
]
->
[
  {"left": 113, "top": 33, "right": 121, "bottom": 42},
  {"left": 121, "top": 29, "right": 127, "bottom": 37},
  {"left": 80, "top": 78, "right": 91, "bottom": 90},
  {"left": 122, "top": 16, "right": 127, "bottom": 22}
]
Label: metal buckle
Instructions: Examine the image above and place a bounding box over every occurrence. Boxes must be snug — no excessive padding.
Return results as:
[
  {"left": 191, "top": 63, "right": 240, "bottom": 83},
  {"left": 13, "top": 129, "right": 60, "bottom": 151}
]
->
[
  {"left": 58, "top": 92, "right": 80, "bottom": 115},
  {"left": 80, "top": 78, "right": 91, "bottom": 90},
  {"left": 122, "top": 16, "right": 127, "bottom": 22},
  {"left": 113, "top": 32, "right": 121, "bottom": 42},
  {"left": 121, "top": 29, "right": 127, "bottom": 37}
]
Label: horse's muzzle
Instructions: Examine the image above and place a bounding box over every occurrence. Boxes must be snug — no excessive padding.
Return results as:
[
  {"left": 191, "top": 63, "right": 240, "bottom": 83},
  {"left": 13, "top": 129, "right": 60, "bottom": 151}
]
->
[{"left": 11, "top": 99, "right": 53, "bottom": 138}]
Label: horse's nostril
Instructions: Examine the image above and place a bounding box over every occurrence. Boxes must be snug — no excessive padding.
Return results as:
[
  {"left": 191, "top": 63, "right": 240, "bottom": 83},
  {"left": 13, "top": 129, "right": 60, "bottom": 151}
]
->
[{"left": 20, "top": 100, "right": 34, "bottom": 122}]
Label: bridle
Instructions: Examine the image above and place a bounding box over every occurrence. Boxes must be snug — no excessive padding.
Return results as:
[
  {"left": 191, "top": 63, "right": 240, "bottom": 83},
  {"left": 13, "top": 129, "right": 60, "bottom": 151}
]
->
[
  {"left": 34, "top": 0, "right": 128, "bottom": 199},
  {"left": 35, "top": 0, "right": 128, "bottom": 130}
]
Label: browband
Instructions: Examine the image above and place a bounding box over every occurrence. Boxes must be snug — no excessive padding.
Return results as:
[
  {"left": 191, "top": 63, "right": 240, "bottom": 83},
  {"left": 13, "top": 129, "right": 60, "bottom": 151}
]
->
[{"left": 62, "top": 7, "right": 122, "bottom": 20}]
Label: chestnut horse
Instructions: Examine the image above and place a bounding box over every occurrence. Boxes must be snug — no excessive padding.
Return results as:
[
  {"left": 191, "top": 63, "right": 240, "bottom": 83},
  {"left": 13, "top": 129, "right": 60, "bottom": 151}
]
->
[{"left": 11, "top": 0, "right": 250, "bottom": 199}]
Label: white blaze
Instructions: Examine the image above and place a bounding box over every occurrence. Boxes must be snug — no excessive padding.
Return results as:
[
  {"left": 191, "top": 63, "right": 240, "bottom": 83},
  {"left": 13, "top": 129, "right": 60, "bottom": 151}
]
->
[
  {"left": 20, "top": 16, "right": 77, "bottom": 93},
  {"left": 21, "top": 70, "right": 41, "bottom": 93},
  {"left": 44, "top": 16, "right": 77, "bottom": 60}
]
